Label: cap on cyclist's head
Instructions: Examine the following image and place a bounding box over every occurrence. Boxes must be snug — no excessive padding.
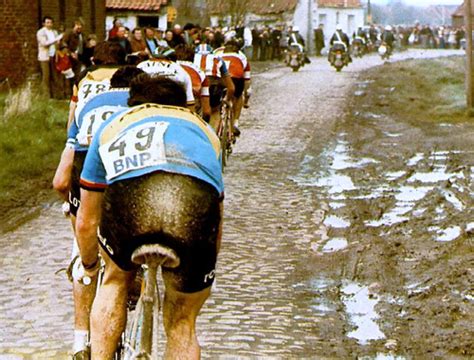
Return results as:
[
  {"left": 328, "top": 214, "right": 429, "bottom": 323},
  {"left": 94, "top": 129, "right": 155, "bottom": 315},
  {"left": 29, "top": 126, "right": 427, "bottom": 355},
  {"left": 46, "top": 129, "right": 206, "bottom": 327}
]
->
[
  {"left": 153, "top": 46, "right": 177, "bottom": 61},
  {"left": 195, "top": 43, "right": 213, "bottom": 55}
]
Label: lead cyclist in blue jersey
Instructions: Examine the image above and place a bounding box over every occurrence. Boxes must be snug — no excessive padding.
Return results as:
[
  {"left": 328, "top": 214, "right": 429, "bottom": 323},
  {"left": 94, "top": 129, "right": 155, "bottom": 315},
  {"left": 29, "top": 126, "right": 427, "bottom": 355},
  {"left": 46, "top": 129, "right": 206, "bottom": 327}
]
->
[{"left": 76, "top": 74, "right": 224, "bottom": 359}]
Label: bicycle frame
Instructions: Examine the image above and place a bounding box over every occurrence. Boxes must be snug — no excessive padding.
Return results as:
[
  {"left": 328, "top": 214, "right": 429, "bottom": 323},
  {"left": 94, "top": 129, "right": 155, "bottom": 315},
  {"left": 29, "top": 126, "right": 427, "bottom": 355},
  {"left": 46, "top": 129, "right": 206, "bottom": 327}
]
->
[{"left": 217, "top": 100, "right": 234, "bottom": 169}]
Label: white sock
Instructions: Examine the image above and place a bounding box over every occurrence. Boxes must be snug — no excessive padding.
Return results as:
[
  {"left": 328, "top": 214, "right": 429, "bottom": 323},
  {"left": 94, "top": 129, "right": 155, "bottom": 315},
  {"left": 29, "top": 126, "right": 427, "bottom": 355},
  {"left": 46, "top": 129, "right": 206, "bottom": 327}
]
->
[
  {"left": 71, "top": 237, "right": 79, "bottom": 260},
  {"left": 73, "top": 329, "right": 89, "bottom": 353}
]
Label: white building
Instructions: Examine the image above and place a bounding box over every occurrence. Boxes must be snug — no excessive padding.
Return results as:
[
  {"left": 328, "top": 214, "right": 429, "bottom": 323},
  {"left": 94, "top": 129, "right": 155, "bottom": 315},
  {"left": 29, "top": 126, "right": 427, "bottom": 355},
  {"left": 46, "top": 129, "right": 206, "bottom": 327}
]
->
[
  {"left": 316, "top": 0, "right": 364, "bottom": 46},
  {"left": 105, "top": 0, "right": 169, "bottom": 34}
]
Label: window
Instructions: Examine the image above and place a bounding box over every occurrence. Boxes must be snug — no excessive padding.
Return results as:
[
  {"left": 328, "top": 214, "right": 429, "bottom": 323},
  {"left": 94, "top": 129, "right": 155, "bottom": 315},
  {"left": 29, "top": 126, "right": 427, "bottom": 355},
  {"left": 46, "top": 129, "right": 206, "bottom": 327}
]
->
[
  {"left": 348, "top": 15, "right": 355, "bottom": 35},
  {"left": 318, "top": 14, "right": 327, "bottom": 28},
  {"left": 137, "top": 16, "right": 160, "bottom": 28}
]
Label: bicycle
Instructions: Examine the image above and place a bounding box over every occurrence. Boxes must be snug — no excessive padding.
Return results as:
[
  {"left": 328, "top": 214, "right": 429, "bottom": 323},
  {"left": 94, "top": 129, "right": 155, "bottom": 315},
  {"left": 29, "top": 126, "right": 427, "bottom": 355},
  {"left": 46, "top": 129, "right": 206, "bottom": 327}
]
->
[
  {"left": 217, "top": 98, "right": 234, "bottom": 169},
  {"left": 120, "top": 244, "right": 180, "bottom": 359}
]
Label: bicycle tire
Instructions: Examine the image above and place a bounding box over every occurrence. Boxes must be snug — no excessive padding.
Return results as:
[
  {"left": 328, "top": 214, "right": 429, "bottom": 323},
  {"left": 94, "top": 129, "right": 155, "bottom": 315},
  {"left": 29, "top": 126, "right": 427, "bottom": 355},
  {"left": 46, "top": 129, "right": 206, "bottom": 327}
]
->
[{"left": 219, "top": 103, "right": 229, "bottom": 169}]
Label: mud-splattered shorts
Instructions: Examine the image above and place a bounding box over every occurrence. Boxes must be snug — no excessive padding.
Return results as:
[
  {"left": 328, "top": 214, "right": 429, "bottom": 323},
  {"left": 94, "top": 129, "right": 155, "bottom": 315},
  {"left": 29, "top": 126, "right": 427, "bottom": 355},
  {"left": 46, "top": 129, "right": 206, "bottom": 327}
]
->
[{"left": 99, "top": 171, "right": 222, "bottom": 293}]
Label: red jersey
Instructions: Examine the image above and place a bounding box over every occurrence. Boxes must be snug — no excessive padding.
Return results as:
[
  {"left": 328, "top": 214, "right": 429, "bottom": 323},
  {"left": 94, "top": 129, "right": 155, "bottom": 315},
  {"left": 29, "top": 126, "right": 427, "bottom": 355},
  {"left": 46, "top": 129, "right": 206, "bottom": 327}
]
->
[{"left": 178, "top": 60, "right": 210, "bottom": 98}]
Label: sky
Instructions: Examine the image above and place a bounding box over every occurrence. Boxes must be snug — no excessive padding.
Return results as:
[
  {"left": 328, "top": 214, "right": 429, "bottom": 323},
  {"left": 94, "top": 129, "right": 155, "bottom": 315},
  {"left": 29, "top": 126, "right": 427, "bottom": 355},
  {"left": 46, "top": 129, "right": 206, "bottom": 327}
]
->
[{"left": 370, "top": 0, "right": 462, "bottom": 5}]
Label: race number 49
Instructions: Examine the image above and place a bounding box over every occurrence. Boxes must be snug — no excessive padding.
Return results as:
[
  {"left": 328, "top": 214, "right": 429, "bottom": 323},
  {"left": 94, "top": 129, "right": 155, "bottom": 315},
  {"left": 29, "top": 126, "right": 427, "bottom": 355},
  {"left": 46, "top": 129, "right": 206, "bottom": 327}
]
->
[{"left": 99, "top": 121, "right": 169, "bottom": 180}]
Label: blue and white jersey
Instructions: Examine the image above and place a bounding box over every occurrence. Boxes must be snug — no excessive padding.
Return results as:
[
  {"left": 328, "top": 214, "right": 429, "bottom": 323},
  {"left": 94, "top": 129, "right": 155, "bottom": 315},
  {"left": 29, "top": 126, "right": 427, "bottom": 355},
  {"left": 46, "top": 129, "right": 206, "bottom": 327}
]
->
[
  {"left": 80, "top": 104, "right": 223, "bottom": 195},
  {"left": 67, "top": 89, "right": 129, "bottom": 151}
]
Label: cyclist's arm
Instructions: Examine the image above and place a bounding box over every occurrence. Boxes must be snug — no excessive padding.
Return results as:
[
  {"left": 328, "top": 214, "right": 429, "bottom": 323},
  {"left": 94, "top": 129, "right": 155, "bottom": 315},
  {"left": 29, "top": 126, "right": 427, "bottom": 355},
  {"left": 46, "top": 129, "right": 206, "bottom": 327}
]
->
[
  {"left": 244, "top": 62, "right": 251, "bottom": 92},
  {"left": 52, "top": 145, "right": 75, "bottom": 200},
  {"left": 201, "top": 78, "right": 211, "bottom": 118},
  {"left": 67, "top": 84, "right": 79, "bottom": 130},
  {"left": 222, "top": 74, "right": 235, "bottom": 99},
  {"left": 76, "top": 189, "right": 103, "bottom": 267}
]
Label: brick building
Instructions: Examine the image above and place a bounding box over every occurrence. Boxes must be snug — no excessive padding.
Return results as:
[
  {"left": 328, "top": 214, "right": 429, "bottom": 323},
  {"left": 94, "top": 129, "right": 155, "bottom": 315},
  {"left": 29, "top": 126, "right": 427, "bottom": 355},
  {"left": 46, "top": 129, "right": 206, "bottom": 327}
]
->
[{"left": 1, "top": 0, "right": 105, "bottom": 87}]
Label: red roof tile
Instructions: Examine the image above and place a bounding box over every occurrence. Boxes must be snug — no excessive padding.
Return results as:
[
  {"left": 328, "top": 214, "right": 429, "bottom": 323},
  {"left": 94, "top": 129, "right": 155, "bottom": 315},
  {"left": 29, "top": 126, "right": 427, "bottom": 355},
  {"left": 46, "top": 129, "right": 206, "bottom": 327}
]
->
[
  {"left": 207, "top": 0, "right": 298, "bottom": 15},
  {"left": 106, "top": 0, "right": 167, "bottom": 11},
  {"left": 317, "top": 0, "right": 362, "bottom": 8}
]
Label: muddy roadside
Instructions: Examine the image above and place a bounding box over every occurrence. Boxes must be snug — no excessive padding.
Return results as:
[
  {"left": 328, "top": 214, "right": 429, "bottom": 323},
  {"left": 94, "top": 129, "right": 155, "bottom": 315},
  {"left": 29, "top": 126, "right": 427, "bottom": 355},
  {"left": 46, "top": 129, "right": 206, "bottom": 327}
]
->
[{"left": 297, "top": 57, "right": 474, "bottom": 357}]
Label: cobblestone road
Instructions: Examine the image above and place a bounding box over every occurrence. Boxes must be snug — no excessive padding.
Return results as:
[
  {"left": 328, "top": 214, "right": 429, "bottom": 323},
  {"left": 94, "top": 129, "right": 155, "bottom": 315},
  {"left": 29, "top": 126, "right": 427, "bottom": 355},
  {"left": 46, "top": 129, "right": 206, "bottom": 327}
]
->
[{"left": 0, "top": 49, "right": 463, "bottom": 359}]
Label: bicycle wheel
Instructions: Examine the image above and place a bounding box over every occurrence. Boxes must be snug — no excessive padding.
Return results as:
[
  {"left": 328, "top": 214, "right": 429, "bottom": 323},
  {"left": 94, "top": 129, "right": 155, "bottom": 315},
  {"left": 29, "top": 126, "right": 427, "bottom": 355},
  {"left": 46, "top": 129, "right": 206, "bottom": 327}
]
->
[
  {"left": 121, "top": 267, "right": 157, "bottom": 360},
  {"left": 219, "top": 103, "right": 229, "bottom": 169}
]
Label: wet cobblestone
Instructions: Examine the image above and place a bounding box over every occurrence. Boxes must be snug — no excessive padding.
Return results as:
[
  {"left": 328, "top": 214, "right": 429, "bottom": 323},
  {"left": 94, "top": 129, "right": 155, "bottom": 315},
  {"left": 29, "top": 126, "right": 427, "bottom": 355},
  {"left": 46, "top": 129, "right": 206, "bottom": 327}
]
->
[{"left": 0, "top": 50, "right": 465, "bottom": 358}]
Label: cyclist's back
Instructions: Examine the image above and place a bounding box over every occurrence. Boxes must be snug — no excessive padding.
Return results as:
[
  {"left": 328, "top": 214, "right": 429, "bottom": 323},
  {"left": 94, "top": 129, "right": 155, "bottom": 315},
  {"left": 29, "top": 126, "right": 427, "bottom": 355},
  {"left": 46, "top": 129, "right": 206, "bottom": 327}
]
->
[{"left": 76, "top": 74, "right": 224, "bottom": 358}]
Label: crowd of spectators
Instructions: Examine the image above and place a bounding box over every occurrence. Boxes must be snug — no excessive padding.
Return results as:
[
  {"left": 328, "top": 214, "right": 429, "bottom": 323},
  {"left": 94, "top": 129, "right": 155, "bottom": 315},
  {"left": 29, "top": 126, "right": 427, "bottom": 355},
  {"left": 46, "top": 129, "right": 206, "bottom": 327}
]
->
[
  {"left": 353, "top": 23, "right": 466, "bottom": 51},
  {"left": 36, "top": 17, "right": 98, "bottom": 99},
  {"left": 36, "top": 16, "right": 467, "bottom": 99}
]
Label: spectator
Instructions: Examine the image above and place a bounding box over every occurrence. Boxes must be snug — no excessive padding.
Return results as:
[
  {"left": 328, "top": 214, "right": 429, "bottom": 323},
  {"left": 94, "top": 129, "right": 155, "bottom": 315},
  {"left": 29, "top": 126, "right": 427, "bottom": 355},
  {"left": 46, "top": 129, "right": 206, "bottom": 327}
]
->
[
  {"left": 212, "top": 27, "right": 225, "bottom": 49},
  {"left": 455, "top": 27, "right": 465, "bottom": 49},
  {"left": 251, "top": 26, "right": 261, "bottom": 61},
  {"left": 271, "top": 26, "right": 282, "bottom": 60},
  {"left": 36, "top": 16, "right": 62, "bottom": 97},
  {"left": 109, "top": 26, "right": 132, "bottom": 55},
  {"left": 63, "top": 19, "right": 86, "bottom": 80},
  {"left": 54, "top": 43, "right": 74, "bottom": 97},
  {"left": 165, "top": 29, "right": 181, "bottom": 48},
  {"left": 130, "top": 27, "right": 149, "bottom": 60},
  {"left": 172, "top": 24, "right": 186, "bottom": 47},
  {"left": 144, "top": 27, "right": 159, "bottom": 54},
  {"left": 155, "top": 28, "right": 169, "bottom": 47},
  {"left": 182, "top": 23, "right": 196, "bottom": 46},
  {"left": 314, "top": 24, "right": 325, "bottom": 56},
  {"left": 108, "top": 18, "right": 122, "bottom": 40},
  {"left": 80, "top": 34, "right": 97, "bottom": 68}
]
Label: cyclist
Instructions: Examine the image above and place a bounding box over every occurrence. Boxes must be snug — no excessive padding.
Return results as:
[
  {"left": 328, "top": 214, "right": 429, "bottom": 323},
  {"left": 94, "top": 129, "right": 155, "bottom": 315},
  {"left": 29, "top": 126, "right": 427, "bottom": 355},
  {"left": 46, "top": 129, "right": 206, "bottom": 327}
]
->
[
  {"left": 53, "top": 65, "right": 144, "bottom": 360},
  {"left": 136, "top": 46, "right": 196, "bottom": 110},
  {"left": 213, "top": 39, "right": 251, "bottom": 137},
  {"left": 76, "top": 74, "right": 224, "bottom": 359},
  {"left": 193, "top": 44, "right": 235, "bottom": 131},
  {"left": 175, "top": 44, "right": 211, "bottom": 121},
  {"left": 66, "top": 41, "right": 127, "bottom": 130}
]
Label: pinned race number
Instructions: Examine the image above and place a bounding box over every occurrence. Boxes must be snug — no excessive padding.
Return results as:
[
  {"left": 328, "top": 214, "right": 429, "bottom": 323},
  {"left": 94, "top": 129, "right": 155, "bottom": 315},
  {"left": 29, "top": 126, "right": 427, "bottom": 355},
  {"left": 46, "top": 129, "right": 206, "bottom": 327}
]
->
[
  {"left": 99, "top": 121, "right": 169, "bottom": 181},
  {"left": 77, "top": 105, "right": 124, "bottom": 146}
]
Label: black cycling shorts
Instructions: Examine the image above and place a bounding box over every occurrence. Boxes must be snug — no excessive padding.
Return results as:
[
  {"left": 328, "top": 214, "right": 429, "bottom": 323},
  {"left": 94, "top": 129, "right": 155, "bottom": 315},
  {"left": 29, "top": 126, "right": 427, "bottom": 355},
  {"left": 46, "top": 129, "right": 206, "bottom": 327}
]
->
[
  {"left": 98, "top": 172, "right": 222, "bottom": 293},
  {"left": 69, "top": 151, "right": 87, "bottom": 216},
  {"left": 232, "top": 78, "right": 245, "bottom": 99}
]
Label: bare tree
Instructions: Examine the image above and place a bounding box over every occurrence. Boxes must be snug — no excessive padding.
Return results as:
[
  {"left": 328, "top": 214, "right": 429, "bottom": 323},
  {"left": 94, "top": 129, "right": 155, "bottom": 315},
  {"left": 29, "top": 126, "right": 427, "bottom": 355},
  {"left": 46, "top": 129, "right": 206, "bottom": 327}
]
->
[{"left": 228, "top": 0, "right": 252, "bottom": 26}]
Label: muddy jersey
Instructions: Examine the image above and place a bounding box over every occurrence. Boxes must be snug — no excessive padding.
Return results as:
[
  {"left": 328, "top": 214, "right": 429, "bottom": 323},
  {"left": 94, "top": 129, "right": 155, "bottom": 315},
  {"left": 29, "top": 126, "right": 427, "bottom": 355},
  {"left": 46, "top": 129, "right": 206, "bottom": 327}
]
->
[
  {"left": 177, "top": 60, "right": 210, "bottom": 98},
  {"left": 72, "top": 67, "right": 120, "bottom": 124},
  {"left": 137, "top": 60, "right": 195, "bottom": 106},
  {"left": 193, "top": 53, "right": 229, "bottom": 78},
  {"left": 80, "top": 104, "right": 223, "bottom": 195},
  {"left": 67, "top": 89, "right": 129, "bottom": 151}
]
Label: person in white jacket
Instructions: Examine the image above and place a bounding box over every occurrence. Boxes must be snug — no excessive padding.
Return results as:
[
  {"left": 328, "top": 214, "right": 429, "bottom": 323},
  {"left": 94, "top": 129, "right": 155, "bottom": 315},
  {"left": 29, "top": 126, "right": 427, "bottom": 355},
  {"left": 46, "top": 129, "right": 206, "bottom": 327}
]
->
[{"left": 36, "top": 16, "right": 62, "bottom": 97}]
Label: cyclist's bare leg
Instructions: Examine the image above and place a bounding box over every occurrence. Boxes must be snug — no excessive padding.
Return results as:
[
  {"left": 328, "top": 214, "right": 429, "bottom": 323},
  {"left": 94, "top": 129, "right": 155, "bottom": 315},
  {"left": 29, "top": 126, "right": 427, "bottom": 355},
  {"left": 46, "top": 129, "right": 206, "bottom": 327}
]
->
[
  {"left": 209, "top": 107, "right": 220, "bottom": 131},
  {"left": 90, "top": 249, "right": 134, "bottom": 359},
  {"left": 162, "top": 285, "right": 211, "bottom": 360},
  {"left": 162, "top": 201, "right": 223, "bottom": 359},
  {"left": 69, "top": 214, "right": 98, "bottom": 354},
  {"left": 232, "top": 96, "right": 244, "bottom": 128}
]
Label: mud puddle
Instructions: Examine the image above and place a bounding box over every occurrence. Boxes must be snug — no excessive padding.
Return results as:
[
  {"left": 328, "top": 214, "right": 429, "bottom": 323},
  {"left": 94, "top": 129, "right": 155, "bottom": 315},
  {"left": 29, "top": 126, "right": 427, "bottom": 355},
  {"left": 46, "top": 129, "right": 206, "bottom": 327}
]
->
[{"left": 290, "top": 80, "right": 474, "bottom": 356}]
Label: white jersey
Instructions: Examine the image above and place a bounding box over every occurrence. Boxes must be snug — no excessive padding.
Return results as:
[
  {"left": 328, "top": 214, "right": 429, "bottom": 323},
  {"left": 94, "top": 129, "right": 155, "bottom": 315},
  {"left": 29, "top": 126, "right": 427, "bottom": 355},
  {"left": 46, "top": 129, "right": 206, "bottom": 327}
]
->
[
  {"left": 73, "top": 67, "right": 119, "bottom": 126},
  {"left": 137, "top": 60, "right": 195, "bottom": 106}
]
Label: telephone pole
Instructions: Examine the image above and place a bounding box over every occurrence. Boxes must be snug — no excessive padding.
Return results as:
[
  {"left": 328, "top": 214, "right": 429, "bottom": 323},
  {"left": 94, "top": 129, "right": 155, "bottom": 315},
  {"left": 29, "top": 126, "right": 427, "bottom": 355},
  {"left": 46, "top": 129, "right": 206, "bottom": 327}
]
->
[
  {"left": 466, "top": 0, "right": 473, "bottom": 108},
  {"left": 367, "top": 0, "right": 372, "bottom": 24}
]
